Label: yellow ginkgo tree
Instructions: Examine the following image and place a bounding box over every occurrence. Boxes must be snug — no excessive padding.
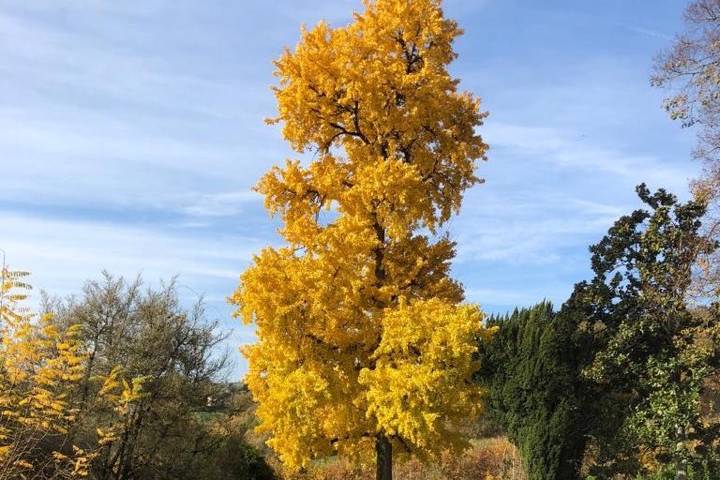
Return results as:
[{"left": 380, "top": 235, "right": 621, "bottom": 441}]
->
[{"left": 230, "top": 0, "right": 492, "bottom": 478}]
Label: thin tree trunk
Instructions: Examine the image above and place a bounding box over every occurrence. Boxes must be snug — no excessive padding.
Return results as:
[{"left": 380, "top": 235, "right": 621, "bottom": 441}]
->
[{"left": 376, "top": 434, "right": 392, "bottom": 480}]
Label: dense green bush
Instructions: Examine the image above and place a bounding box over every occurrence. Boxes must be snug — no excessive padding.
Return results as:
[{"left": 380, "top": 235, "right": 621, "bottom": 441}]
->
[{"left": 478, "top": 302, "right": 589, "bottom": 480}]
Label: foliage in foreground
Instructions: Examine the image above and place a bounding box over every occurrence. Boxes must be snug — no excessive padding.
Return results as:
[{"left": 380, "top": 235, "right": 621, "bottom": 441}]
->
[
  {"left": 0, "top": 267, "right": 91, "bottom": 479},
  {"left": 0, "top": 270, "right": 274, "bottom": 480}
]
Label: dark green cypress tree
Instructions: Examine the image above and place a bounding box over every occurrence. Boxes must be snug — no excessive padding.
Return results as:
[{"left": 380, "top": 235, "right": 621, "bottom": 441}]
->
[{"left": 478, "top": 302, "right": 590, "bottom": 480}]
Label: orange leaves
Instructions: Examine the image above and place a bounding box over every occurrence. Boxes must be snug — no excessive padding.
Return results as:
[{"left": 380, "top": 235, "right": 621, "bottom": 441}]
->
[{"left": 1, "top": 311, "right": 85, "bottom": 432}]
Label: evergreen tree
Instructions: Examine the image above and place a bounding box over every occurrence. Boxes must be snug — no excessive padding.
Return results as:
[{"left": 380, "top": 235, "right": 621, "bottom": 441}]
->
[{"left": 478, "top": 302, "right": 589, "bottom": 480}]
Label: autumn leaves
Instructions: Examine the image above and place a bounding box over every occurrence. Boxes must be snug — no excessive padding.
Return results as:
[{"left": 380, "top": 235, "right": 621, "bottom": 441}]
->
[{"left": 231, "top": 0, "right": 491, "bottom": 477}]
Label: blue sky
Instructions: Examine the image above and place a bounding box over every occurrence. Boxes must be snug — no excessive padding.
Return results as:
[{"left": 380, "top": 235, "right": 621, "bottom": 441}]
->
[{"left": 0, "top": 0, "right": 698, "bottom": 377}]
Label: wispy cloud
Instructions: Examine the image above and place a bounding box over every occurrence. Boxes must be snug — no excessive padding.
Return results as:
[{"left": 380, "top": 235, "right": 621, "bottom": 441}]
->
[
  {"left": 620, "top": 24, "right": 673, "bottom": 41},
  {"left": 0, "top": 0, "right": 700, "bottom": 377},
  {"left": 0, "top": 213, "right": 262, "bottom": 296},
  {"left": 179, "top": 191, "right": 263, "bottom": 217},
  {"left": 450, "top": 189, "right": 621, "bottom": 266},
  {"left": 484, "top": 122, "right": 692, "bottom": 191}
]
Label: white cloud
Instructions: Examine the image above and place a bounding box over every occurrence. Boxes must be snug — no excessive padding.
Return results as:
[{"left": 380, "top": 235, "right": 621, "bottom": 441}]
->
[
  {"left": 0, "top": 213, "right": 262, "bottom": 297},
  {"left": 179, "top": 190, "right": 263, "bottom": 217},
  {"left": 621, "top": 24, "right": 672, "bottom": 40},
  {"left": 454, "top": 213, "right": 609, "bottom": 266},
  {"left": 484, "top": 122, "right": 693, "bottom": 191},
  {"left": 447, "top": 185, "right": 622, "bottom": 266}
]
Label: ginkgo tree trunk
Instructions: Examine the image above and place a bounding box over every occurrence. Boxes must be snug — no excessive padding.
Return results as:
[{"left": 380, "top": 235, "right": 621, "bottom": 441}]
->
[{"left": 230, "top": 1, "right": 492, "bottom": 478}]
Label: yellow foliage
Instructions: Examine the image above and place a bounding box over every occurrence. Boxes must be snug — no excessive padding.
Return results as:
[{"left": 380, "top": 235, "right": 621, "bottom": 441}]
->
[
  {"left": 231, "top": 0, "right": 491, "bottom": 472},
  {"left": 359, "top": 300, "right": 489, "bottom": 455},
  {"left": 0, "top": 268, "right": 90, "bottom": 479},
  {"left": 93, "top": 365, "right": 148, "bottom": 449},
  {"left": 0, "top": 266, "right": 30, "bottom": 322}
]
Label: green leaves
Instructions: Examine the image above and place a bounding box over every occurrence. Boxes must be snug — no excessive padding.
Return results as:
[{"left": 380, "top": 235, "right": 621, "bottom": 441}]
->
[
  {"left": 478, "top": 302, "right": 588, "bottom": 480},
  {"left": 569, "top": 185, "right": 720, "bottom": 476}
]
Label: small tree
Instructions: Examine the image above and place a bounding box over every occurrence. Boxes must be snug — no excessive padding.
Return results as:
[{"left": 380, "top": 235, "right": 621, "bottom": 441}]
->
[
  {"left": 230, "top": 0, "right": 491, "bottom": 478},
  {"left": 52, "top": 273, "right": 231, "bottom": 480}
]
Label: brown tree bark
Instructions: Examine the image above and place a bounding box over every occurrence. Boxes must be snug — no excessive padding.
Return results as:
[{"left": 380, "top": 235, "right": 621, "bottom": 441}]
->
[{"left": 376, "top": 434, "right": 392, "bottom": 480}]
